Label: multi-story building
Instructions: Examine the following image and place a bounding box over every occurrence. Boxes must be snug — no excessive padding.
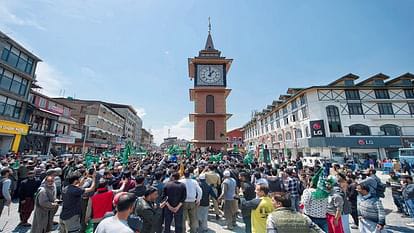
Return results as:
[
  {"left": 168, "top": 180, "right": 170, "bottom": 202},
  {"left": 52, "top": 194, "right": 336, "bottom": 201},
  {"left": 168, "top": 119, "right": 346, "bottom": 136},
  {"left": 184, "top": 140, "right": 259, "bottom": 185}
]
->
[
  {"left": 226, "top": 127, "right": 244, "bottom": 149},
  {"left": 0, "top": 31, "right": 41, "bottom": 154},
  {"left": 106, "top": 103, "right": 142, "bottom": 146},
  {"left": 243, "top": 73, "right": 414, "bottom": 161},
  {"left": 20, "top": 91, "right": 76, "bottom": 155},
  {"left": 140, "top": 128, "right": 153, "bottom": 150},
  {"left": 160, "top": 137, "right": 189, "bottom": 151},
  {"left": 53, "top": 98, "right": 125, "bottom": 153}
]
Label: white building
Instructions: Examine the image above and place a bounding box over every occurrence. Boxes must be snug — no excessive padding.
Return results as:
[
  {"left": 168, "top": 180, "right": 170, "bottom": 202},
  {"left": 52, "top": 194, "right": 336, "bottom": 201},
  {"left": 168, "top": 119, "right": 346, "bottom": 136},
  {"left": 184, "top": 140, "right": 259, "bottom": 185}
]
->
[{"left": 243, "top": 73, "right": 414, "bottom": 161}]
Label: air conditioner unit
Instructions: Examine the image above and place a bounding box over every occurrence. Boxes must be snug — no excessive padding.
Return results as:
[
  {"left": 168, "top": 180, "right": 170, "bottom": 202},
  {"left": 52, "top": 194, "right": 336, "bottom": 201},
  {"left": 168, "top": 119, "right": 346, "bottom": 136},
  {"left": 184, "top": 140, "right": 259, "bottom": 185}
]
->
[{"left": 410, "top": 143, "right": 414, "bottom": 148}]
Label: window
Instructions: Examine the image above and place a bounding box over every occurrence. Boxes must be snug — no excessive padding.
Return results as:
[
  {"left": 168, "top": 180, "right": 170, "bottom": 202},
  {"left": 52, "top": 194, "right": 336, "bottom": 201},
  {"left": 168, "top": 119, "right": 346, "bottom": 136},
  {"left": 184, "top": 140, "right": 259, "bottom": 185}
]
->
[
  {"left": 275, "top": 111, "right": 280, "bottom": 119},
  {"left": 283, "top": 117, "right": 289, "bottom": 125},
  {"left": 10, "top": 75, "right": 22, "bottom": 94},
  {"left": 39, "top": 98, "right": 46, "bottom": 108},
  {"left": 378, "top": 103, "right": 394, "bottom": 115},
  {"left": 291, "top": 101, "right": 297, "bottom": 110},
  {"left": 0, "top": 95, "right": 6, "bottom": 114},
  {"left": 348, "top": 103, "right": 363, "bottom": 115},
  {"left": 0, "top": 70, "right": 13, "bottom": 90},
  {"left": 301, "top": 107, "right": 308, "bottom": 119},
  {"left": 206, "top": 120, "right": 215, "bottom": 140},
  {"left": 404, "top": 89, "right": 414, "bottom": 99},
  {"left": 300, "top": 95, "right": 306, "bottom": 105},
  {"left": 1, "top": 45, "right": 34, "bottom": 75},
  {"left": 380, "top": 124, "right": 401, "bottom": 136},
  {"left": 374, "top": 89, "right": 390, "bottom": 99},
  {"left": 19, "top": 79, "right": 28, "bottom": 96},
  {"left": 295, "top": 128, "right": 303, "bottom": 138},
  {"left": 277, "top": 134, "right": 283, "bottom": 141},
  {"left": 409, "top": 103, "right": 414, "bottom": 115},
  {"left": 206, "top": 95, "right": 214, "bottom": 113},
  {"left": 326, "top": 105, "right": 342, "bottom": 132},
  {"left": 285, "top": 131, "right": 292, "bottom": 140},
  {"left": 283, "top": 107, "right": 288, "bottom": 115},
  {"left": 276, "top": 119, "right": 280, "bottom": 128},
  {"left": 291, "top": 111, "right": 298, "bottom": 122},
  {"left": 349, "top": 124, "right": 371, "bottom": 136},
  {"left": 345, "top": 90, "right": 360, "bottom": 100}
]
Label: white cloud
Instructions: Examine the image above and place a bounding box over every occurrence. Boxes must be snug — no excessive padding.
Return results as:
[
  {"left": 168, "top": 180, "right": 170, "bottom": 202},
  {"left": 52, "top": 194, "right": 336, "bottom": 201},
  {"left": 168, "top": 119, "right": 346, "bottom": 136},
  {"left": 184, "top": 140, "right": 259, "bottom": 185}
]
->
[
  {"left": 152, "top": 116, "right": 193, "bottom": 145},
  {"left": 134, "top": 107, "right": 146, "bottom": 118},
  {"left": 0, "top": 3, "right": 46, "bottom": 31},
  {"left": 35, "top": 62, "right": 67, "bottom": 97}
]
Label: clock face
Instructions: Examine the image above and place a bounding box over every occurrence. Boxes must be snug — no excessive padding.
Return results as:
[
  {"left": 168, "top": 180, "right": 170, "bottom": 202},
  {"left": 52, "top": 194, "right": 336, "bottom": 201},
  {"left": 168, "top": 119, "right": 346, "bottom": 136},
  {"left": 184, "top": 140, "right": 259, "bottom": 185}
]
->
[{"left": 197, "top": 65, "right": 224, "bottom": 86}]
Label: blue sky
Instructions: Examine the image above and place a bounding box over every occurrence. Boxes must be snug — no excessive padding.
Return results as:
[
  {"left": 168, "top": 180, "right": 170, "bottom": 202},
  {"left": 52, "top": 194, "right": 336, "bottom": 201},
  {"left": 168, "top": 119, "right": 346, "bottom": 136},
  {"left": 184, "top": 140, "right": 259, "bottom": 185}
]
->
[{"left": 1, "top": 0, "right": 413, "bottom": 144}]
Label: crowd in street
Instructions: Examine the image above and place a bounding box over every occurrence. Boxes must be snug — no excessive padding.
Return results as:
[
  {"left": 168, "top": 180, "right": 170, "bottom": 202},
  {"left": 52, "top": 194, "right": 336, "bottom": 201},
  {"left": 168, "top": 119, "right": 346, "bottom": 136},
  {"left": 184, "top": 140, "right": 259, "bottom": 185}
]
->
[{"left": 0, "top": 151, "right": 414, "bottom": 233}]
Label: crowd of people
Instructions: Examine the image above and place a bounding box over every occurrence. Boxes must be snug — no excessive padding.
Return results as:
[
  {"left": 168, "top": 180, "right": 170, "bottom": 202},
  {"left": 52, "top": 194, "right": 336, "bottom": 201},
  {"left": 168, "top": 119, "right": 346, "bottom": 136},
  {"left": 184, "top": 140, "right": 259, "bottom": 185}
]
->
[{"left": 0, "top": 151, "right": 413, "bottom": 233}]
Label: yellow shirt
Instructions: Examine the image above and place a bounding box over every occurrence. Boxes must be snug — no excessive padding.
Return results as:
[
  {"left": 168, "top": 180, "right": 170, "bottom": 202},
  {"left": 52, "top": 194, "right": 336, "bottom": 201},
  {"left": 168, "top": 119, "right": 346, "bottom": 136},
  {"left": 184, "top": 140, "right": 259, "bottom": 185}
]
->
[{"left": 251, "top": 196, "right": 274, "bottom": 233}]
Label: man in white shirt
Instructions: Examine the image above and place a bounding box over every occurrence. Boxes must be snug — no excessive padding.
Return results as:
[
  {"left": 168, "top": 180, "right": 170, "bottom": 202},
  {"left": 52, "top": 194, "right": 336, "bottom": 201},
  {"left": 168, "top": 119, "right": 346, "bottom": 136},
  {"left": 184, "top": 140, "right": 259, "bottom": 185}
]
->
[
  {"left": 180, "top": 169, "right": 202, "bottom": 233},
  {"left": 95, "top": 192, "right": 136, "bottom": 233}
]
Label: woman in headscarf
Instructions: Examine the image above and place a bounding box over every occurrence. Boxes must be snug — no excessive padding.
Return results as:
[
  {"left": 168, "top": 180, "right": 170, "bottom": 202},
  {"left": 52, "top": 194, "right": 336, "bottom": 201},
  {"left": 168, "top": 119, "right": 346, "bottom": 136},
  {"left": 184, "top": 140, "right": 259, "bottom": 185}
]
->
[{"left": 300, "top": 168, "right": 328, "bottom": 232}]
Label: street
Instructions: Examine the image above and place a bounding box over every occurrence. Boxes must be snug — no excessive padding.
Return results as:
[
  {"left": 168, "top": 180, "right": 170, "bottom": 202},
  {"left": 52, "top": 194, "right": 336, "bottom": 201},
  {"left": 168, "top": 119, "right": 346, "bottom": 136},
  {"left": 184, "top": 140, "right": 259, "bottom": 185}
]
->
[{"left": 0, "top": 172, "right": 412, "bottom": 233}]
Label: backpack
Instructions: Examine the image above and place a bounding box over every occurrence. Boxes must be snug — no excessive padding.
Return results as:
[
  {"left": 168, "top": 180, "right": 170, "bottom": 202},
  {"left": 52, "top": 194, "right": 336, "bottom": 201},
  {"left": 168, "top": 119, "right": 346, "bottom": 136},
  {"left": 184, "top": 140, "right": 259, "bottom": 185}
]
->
[{"left": 376, "top": 181, "right": 386, "bottom": 198}]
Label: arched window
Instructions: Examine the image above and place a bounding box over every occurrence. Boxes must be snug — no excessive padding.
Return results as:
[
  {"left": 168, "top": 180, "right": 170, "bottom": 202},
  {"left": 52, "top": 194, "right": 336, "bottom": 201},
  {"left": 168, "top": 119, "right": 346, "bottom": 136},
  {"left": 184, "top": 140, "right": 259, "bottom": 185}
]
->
[
  {"left": 349, "top": 124, "right": 371, "bottom": 136},
  {"left": 206, "top": 95, "right": 215, "bottom": 113},
  {"left": 295, "top": 128, "right": 303, "bottom": 138},
  {"left": 206, "top": 120, "right": 215, "bottom": 140},
  {"left": 277, "top": 134, "right": 283, "bottom": 141},
  {"left": 326, "top": 105, "right": 342, "bottom": 132},
  {"left": 285, "top": 131, "right": 292, "bottom": 140},
  {"left": 380, "top": 124, "right": 401, "bottom": 136}
]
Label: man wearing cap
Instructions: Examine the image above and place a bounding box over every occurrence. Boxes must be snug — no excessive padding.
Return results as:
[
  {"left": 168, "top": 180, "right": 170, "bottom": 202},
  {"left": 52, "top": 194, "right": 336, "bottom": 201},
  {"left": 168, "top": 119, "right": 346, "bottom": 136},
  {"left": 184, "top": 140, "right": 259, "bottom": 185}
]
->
[
  {"left": 85, "top": 177, "right": 127, "bottom": 230},
  {"left": 17, "top": 170, "right": 41, "bottom": 227},
  {"left": 198, "top": 173, "right": 217, "bottom": 232},
  {"left": 135, "top": 186, "right": 166, "bottom": 233},
  {"left": 218, "top": 170, "right": 238, "bottom": 230}
]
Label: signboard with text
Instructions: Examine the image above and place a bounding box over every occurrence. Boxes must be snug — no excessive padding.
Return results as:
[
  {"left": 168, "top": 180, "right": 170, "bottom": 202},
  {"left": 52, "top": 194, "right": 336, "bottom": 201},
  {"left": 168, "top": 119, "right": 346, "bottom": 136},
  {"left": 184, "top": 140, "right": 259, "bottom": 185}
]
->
[{"left": 310, "top": 120, "right": 326, "bottom": 138}]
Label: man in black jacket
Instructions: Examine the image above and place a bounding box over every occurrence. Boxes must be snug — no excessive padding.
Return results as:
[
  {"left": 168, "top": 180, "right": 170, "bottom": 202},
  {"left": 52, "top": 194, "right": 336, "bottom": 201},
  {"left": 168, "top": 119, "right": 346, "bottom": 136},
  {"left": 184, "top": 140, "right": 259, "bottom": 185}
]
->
[
  {"left": 135, "top": 187, "right": 166, "bottom": 233},
  {"left": 163, "top": 172, "right": 186, "bottom": 233},
  {"left": 197, "top": 174, "right": 217, "bottom": 233},
  {"left": 18, "top": 170, "right": 41, "bottom": 227}
]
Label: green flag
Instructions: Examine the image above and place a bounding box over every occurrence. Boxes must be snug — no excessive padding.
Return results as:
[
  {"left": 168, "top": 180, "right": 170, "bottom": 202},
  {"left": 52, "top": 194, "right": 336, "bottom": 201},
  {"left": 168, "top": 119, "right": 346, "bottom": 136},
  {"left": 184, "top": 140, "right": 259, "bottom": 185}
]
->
[
  {"left": 243, "top": 150, "right": 254, "bottom": 165},
  {"left": 233, "top": 144, "right": 239, "bottom": 153},
  {"left": 186, "top": 144, "right": 191, "bottom": 157}
]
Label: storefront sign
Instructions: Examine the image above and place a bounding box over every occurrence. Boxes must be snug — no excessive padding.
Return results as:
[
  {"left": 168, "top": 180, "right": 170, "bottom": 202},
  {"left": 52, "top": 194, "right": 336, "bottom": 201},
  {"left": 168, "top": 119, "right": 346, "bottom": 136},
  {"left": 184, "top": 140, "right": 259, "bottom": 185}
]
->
[
  {"left": 358, "top": 139, "right": 374, "bottom": 145},
  {"left": 52, "top": 135, "right": 75, "bottom": 144},
  {"left": 0, "top": 120, "right": 29, "bottom": 135},
  {"left": 310, "top": 120, "right": 326, "bottom": 138}
]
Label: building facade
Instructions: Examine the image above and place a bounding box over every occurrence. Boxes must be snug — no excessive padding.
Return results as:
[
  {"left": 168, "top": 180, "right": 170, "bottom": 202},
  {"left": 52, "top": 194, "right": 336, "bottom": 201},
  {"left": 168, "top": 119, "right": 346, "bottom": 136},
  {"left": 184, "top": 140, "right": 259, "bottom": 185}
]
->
[
  {"left": 53, "top": 98, "right": 125, "bottom": 153},
  {"left": 106, "top": 103, "right": 142, "bottom": 147},
  {"left": 187, "top": 27, "right": 233, "bottom": 150},
  {"left": 226, "top": 127, "right": 244, "bottom": 149},
  {"left": 0, "top": 31, "right": 41, "bottom": 154},
  {"left": 140, "top": 128, "right": 153, "bottom": 150},
  {"left": 243, "top": 73, "right": 414, "bottom": 161},
  {"left": 160, "top": 137, "right": 189, "bottom": 151},
  {"left": 20, "top": 91, "right": 76, "bottom": 155}
]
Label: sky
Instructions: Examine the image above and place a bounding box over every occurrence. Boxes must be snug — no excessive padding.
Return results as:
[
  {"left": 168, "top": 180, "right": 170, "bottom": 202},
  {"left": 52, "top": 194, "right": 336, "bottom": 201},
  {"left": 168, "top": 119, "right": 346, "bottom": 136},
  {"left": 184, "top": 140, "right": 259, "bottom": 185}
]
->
[{"left": 1, "top": 0, "right": 413, "bottom": 144}]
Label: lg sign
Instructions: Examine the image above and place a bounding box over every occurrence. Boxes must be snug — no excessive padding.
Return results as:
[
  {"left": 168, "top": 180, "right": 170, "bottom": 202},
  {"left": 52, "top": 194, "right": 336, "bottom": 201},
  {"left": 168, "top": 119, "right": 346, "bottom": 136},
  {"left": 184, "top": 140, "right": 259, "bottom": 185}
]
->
[
  {"left": 358, "top": 139, "right": 374, "bottom": 145},
  {"left": 310, "top": 120, "right": 326, "bottom": 137}
]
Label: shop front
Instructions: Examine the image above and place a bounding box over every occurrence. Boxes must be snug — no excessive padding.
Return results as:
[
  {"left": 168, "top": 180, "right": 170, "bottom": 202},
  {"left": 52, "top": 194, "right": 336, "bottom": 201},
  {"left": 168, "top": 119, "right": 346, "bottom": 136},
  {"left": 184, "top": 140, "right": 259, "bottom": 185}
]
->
[
  {"left": 50, "top": 135, "right": 75, "bottom": 155},
  {"left": 308, "top": 136, "right": 402, "bottom": 160},
  {"left": 0, "top": 119, "right": 29, "bottom": 154}
]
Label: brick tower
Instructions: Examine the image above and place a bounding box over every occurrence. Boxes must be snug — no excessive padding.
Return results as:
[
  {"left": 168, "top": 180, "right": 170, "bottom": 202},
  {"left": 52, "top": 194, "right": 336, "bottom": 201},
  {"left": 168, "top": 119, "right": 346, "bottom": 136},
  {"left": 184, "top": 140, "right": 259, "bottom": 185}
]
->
[{"left": 188, "top": 22, "right": 233, "bottom": 151}]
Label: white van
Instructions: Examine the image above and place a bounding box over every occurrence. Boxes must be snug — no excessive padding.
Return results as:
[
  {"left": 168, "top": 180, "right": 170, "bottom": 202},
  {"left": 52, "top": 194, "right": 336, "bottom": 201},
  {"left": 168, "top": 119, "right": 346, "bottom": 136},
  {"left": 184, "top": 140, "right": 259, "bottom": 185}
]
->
[{"left": 301, "top": 157, "right": 323, "bottom": 167}]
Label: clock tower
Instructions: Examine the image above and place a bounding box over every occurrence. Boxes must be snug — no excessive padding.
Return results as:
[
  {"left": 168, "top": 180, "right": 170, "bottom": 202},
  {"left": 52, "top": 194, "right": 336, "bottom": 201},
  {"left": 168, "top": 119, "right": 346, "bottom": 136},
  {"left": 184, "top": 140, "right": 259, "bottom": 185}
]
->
[{"left": 188, "top": 22, "right": 233, "bottom": 151}]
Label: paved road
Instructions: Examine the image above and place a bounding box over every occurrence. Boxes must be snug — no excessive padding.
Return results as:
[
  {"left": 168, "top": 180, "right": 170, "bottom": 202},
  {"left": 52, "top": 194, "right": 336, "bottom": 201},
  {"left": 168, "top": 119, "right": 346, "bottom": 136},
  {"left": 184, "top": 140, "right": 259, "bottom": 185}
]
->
[{"left": 0, "top": 172, "right": 412, "bottom": 233}]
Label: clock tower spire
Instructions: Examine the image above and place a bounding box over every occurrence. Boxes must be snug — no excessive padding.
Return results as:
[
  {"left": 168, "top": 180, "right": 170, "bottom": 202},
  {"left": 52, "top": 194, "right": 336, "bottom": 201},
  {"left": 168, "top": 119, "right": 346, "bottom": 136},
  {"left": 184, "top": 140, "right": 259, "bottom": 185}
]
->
[{"left": 187, "top": 20, "right": 233, "bottom": 151}]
